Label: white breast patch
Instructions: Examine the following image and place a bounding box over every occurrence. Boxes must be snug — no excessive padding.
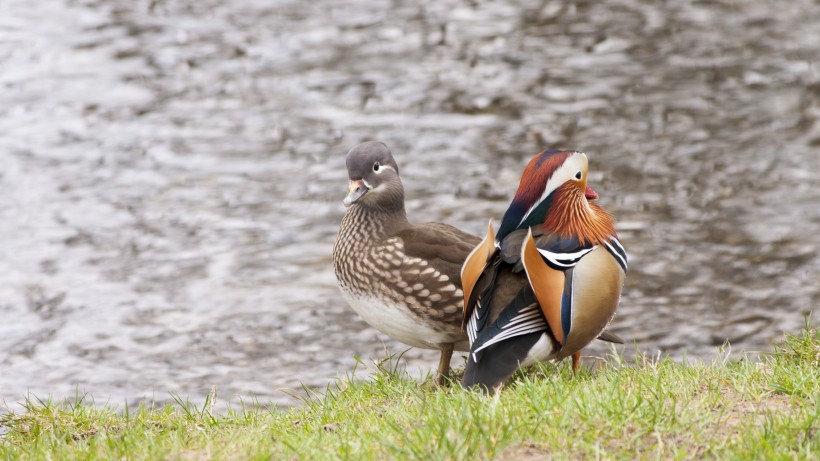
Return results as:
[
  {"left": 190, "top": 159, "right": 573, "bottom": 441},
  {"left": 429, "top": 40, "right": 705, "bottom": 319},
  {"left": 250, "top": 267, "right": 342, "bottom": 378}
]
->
[{"left": 341, "top": 290, "right": 459, "bottom": 350}]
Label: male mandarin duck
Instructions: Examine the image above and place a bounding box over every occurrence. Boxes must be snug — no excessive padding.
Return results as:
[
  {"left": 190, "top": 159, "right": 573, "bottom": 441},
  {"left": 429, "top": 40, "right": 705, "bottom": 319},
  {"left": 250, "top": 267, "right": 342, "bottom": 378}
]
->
[
  {"left": 332, "top": 141, "right": 480, "bottom": 385},
  {"left": 460, "top": 149, "right": 627, "bottom": 391}
]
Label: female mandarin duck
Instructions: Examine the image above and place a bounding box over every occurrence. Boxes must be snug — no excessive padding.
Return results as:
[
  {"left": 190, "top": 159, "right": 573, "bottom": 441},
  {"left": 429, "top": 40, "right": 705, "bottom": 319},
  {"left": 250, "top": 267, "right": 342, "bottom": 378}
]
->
[
  {"left": 460, "top": 149, "right": 627, "bottom": 391},
  {"left": 333, "top": 141, "right": 480, "bottom": 385}
]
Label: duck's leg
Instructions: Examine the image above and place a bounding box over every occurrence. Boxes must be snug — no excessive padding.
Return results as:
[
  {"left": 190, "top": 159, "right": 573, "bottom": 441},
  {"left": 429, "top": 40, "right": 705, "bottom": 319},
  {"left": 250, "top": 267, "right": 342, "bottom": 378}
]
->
[
  {"left": 571, "top": 351, "right": 582, "bottom": 373},
  {"left": 435, "top": 344, "right": 454, "bottom": 386}
]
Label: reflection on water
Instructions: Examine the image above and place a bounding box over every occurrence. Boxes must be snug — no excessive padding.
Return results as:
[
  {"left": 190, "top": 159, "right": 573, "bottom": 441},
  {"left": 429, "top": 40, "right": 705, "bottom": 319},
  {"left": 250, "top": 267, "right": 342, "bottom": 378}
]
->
[{"left": 1, "top": 0, "right": 818, "bottom": 407}]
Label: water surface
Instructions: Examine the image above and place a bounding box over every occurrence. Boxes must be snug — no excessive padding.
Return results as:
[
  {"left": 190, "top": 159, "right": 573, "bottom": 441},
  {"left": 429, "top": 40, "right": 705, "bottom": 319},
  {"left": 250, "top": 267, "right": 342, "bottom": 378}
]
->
[{"left": 1, "top": 0, "right": 818, "bottom": 408}]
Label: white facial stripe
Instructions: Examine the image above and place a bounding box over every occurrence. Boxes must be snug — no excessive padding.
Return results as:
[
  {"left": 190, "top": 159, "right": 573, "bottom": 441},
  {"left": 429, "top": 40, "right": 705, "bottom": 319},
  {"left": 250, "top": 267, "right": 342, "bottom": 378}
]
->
[
  {"left": 374, "top": 164, "right": 396, "bottom": 175},
  {"left": 517, "top": 153, "right": 588, "bottom": 226},
  {"left": 362, "top": 179, "right": 374, "bottom": 189}
]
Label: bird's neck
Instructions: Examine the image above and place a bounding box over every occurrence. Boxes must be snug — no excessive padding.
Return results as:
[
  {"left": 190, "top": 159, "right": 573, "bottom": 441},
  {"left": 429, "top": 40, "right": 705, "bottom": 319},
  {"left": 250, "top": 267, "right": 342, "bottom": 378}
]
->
[
  {"left": 342, "top": 202, "right": 410, "bottom": 240},
  {"left": 541, "top": 183, "right": 617, "bottom": 246}
]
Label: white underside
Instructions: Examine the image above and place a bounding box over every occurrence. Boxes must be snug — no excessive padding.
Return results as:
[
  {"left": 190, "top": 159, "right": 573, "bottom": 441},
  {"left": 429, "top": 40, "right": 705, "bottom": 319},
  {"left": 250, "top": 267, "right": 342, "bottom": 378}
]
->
[
  {"left": 341, "top": 290, "right": 465, "bottom": 350},
  {"left": 520, "top": 333, "right": 558, "bottom": 367}
]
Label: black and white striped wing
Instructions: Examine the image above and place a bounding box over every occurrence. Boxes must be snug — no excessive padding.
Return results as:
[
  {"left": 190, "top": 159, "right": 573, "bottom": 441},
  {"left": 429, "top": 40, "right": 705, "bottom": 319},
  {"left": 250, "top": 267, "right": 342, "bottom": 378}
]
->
[
  {"left": 464, "top": 257, "right": 501, "bottom": 345},
  {"left": 603, "top": 236, "right": 628, "bottom": 272},
  {"left": 498, "top": 228, "right": 597, "bottom": 272},
  {"left": 468, "top": 288, "right": 547, "bottom": 363}
]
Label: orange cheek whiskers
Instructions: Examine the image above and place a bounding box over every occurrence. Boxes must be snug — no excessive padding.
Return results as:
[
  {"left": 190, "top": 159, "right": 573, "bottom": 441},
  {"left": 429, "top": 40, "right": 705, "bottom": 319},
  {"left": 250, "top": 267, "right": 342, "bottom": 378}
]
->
[{"left": 541, "top": 184, "right": 617, "bottom": 246}]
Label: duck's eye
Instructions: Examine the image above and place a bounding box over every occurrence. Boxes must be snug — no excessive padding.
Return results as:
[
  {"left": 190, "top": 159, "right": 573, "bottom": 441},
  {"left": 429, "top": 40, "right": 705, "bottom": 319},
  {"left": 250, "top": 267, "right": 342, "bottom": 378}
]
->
[
  {"left": 574, "top": 171, "right": 582, "bottom": 180},
  {"left": 373, "top": 162, "right": 380, "bottom": 172}
]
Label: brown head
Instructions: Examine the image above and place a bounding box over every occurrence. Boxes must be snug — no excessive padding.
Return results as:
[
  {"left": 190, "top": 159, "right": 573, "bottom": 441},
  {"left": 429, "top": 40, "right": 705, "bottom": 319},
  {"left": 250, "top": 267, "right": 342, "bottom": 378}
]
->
[{"left": 343, "top": 141, "right": 404, "bottom": 213}]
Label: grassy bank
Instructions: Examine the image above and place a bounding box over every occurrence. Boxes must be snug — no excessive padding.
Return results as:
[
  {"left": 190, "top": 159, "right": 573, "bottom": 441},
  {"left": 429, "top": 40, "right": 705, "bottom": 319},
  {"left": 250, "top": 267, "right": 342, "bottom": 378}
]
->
[{"left": 2, "top": 326, "right": 819, "bottom": 460}]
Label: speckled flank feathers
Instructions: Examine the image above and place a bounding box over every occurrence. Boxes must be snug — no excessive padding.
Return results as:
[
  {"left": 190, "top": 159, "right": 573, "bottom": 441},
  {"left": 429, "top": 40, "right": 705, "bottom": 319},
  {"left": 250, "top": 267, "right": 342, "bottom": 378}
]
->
[{"left": 333, "top": 141, "right": 479, "bottom": 384}]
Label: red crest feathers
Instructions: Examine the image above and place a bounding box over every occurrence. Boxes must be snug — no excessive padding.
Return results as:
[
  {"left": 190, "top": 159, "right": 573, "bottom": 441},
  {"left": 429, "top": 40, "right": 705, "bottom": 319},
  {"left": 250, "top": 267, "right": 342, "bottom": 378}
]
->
[{"left": 513, "top": 151, "right": 572, "bottom": 207}]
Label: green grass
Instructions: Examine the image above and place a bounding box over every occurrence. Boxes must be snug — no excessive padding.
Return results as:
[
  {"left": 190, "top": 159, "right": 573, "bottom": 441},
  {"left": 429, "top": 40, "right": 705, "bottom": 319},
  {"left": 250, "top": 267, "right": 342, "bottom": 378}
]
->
[{"left": 3, "top": 324, "right": 820, "bottom": 460}]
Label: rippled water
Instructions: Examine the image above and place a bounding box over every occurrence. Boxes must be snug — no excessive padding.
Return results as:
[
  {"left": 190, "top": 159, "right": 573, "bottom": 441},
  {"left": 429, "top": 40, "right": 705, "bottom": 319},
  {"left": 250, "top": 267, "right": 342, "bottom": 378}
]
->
[{"left": 1, "top": 0, "right": 818, "bottom": 408}]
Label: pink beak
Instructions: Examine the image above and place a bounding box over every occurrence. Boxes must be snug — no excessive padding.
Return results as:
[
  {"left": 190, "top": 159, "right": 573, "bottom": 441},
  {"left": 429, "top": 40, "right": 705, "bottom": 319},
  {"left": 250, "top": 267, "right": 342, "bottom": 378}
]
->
[{"left": 584, "top": 186, "right": 599, "bottom": 200}]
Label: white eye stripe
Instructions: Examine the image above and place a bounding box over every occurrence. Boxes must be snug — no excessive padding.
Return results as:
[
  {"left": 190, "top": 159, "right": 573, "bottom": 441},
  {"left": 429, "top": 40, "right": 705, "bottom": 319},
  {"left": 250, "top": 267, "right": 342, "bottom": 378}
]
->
[
  {"left": 373, "top": 164, "right": 395, "bottom": 175},
  {"left": 518, "top": 153, "right": 587, "bottom": 227}
]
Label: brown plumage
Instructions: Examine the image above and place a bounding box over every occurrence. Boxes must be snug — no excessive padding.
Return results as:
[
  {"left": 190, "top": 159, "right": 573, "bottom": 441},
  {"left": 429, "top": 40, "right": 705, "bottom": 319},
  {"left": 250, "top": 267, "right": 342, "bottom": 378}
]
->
[{"left": 332, "top": 141, "right": 479, "bottom": 384}]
